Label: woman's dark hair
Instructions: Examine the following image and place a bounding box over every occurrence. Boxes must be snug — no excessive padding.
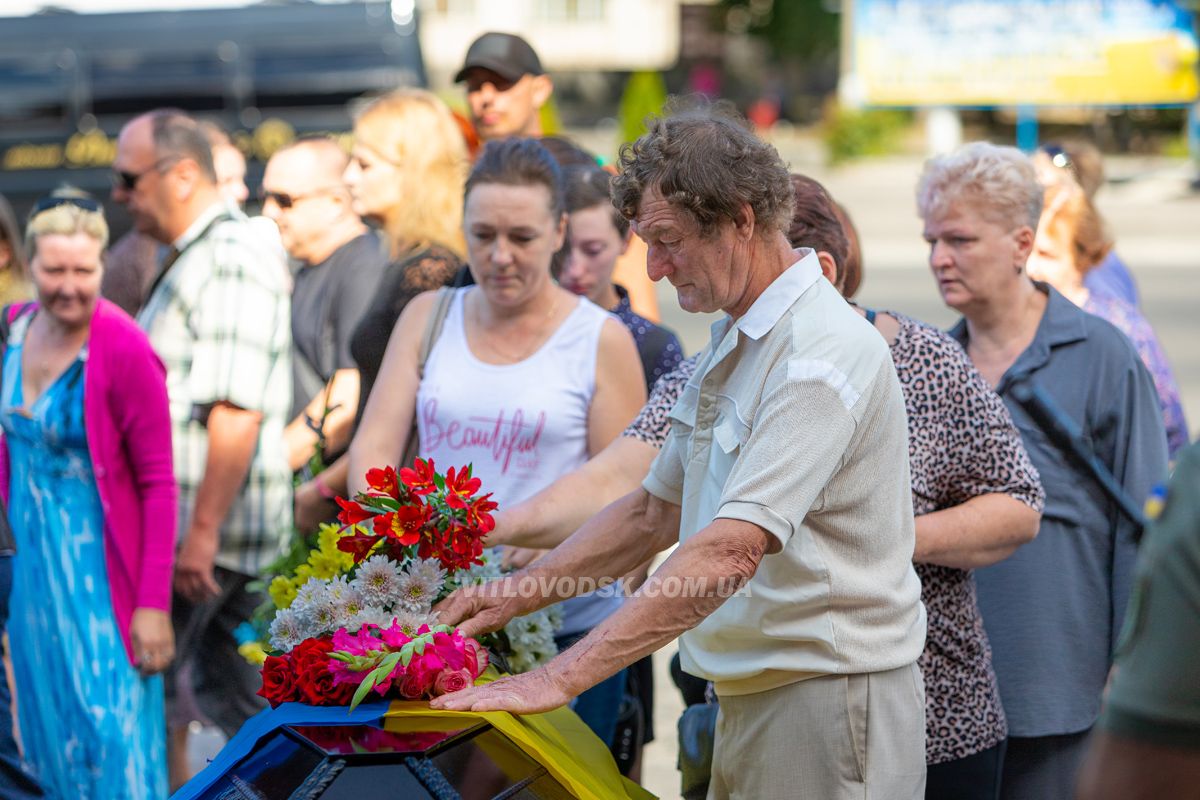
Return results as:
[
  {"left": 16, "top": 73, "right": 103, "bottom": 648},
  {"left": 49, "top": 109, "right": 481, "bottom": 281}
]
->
[
  {"left": 465, "top": 137, "right": 565, "bottom": 217},
  {"left": 786, "top": 174, "right": 848, "bottom": 279},
  {"left": 539, "top": 135, "right": 599, "bottom": 169},
  {"left": 833, "top": 202, "right": 863, "bottom": 298},
  {"left": 563, "top": 165, "right": 629, "bottom": 238},
  {"left": 0, "top": 192, "right": 28, "bottom": 277}
]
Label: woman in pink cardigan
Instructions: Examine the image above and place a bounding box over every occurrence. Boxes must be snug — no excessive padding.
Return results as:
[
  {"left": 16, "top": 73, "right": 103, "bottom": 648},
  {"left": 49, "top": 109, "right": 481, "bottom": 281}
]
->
[{"left": 0, "top": 196, "right": 176, "bottom": 799}]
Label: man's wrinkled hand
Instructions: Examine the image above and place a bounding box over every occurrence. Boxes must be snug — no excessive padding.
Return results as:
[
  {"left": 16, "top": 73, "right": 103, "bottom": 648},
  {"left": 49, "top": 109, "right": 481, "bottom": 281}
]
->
[
  {"left": 429, "top": 668, "right": 572, "bottom": 716},
  {"left": 433, "top": 577, "right": 525, "bottom": 640}
]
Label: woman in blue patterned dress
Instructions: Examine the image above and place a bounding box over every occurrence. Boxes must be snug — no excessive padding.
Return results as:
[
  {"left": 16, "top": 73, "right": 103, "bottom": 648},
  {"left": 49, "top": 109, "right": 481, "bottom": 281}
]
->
[{"left": 0, "top": 197, "right": 176, "bottom": 798}]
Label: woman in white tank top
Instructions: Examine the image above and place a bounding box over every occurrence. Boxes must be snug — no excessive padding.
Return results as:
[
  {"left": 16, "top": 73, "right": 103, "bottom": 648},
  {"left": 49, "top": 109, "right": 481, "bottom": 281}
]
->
[{"left": 347, "top": 139, "right": 646, "bottom": 746}]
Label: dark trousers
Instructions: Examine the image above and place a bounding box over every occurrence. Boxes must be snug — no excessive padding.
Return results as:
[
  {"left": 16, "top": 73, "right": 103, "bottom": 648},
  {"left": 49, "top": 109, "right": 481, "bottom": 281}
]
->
[
  {"left": 1000, "top": 732, "right": 1091, "bottom": 800},
  {"left": 926, "top": 740, "right": 1007, "bottom": 800},
  {"left": 0, "top": 556, "right": 43, "bottom": 798},
  {"left": 166, "top": 565, "right": 267, "bottom": 738}
]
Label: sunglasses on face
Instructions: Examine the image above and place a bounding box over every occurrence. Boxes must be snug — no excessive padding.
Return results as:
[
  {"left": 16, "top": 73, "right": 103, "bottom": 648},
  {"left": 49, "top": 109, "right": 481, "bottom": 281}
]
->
[
  {"left": 110, "top": 157, "right": 178, "bottom": 192},
  {"left": 258, "top": 186, "right": 340, "bottom": 210}
]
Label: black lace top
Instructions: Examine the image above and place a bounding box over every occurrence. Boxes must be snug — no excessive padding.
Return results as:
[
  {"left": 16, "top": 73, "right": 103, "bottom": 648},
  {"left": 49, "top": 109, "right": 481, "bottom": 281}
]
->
[{"left": 349, "top": 243, "right": 464, "bottom": 423}]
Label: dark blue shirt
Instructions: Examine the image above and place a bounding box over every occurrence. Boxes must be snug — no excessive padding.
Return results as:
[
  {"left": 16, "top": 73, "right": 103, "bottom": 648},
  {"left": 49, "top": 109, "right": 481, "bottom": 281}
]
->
[
  {"left": 610, "top": 284, "right": 684, "bottom": 391},
  {"left": 949, "top": 284, "right": 1168, "bottom": 737}
]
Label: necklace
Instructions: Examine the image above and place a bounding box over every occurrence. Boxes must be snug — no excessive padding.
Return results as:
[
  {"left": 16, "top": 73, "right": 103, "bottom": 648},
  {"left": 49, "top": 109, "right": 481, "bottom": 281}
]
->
[{"left": 472, "top": 290, "right": 561, "bottom": 364}]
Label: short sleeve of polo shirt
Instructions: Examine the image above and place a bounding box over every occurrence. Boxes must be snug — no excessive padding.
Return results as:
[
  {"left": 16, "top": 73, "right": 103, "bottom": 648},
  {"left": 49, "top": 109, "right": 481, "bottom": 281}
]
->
[
  {"left": 187, "top": 246, "right": 289, "bottom": 414},
  {"left": 713, "top": 363, "right": 859, "bottom": 549},
  {"left": 643, "top": 424, "right": 687, "bottom": 506}
]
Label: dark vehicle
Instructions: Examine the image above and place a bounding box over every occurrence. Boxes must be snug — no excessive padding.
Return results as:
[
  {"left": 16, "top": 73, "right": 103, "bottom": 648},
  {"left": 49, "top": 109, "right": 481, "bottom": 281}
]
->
[{"left": 0, "top": 0, "right": 425, "bottom": 228}]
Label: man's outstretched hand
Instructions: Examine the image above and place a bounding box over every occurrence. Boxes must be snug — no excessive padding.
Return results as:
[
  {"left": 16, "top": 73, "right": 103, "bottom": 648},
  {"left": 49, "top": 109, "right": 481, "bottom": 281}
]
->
[
  {"left": 429, "top": 667, "right": 572, "bottom": 716},
  {"left": 433, "top": 576, "right": 528, "bottom": 640}
]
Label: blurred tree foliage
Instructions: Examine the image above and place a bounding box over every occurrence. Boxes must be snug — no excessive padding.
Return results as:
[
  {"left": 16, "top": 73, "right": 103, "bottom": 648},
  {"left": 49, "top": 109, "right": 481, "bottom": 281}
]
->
[
  {"left": 718, "top": 0, "right": 841, "bottom": 61},
  {"left": 619, "top": 71, "right": 669, "bottom": 147}
]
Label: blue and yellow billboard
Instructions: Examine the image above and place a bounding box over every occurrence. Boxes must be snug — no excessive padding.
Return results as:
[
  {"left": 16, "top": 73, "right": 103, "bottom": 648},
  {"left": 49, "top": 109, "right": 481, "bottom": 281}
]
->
[{"left": 851, "top": 0, "right": 1199, "bottom": 106}]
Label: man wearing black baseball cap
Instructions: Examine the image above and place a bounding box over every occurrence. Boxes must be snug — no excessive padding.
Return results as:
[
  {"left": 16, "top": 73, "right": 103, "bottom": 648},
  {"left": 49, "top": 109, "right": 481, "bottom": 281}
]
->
[{"left": 455, "top": 31, "right": 553, "bottom": 142}]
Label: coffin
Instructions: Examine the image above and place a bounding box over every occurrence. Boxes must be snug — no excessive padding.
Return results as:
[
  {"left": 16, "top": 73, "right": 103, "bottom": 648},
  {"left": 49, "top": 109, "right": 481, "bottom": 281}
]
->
[{"left": 172, "top": 701, "right": 654, "bottom": 800}]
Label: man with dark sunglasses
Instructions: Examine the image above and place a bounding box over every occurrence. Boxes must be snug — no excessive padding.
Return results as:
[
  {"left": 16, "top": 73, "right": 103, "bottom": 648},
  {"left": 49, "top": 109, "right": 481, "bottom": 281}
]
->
[
  {"left": 112, "top": 108, "right": 292, "bottom": 790},
  {"left": 260, "top": 138, "right": 386, "bottom": 495}
]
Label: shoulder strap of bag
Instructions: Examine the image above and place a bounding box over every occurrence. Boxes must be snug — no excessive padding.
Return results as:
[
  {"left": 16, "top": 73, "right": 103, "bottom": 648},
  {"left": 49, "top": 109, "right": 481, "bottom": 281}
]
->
[
  {"left": 416, "top": 286, "right": 455, "bottom": 379},
  {"left": 400, "top": 287, "right": 455, "bottom": 470}
]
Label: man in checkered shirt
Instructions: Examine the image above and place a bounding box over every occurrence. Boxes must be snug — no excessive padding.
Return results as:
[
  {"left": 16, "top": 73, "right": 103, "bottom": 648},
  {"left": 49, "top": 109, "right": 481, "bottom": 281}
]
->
[{"left": 113, "top": 109, "right": 291, "bottom": 787}]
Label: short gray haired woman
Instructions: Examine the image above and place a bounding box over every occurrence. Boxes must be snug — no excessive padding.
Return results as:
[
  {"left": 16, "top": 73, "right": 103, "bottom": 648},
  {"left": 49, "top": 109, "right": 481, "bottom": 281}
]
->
[{"left": 917, "top": 141, "right": 1168, "bottom": 799}]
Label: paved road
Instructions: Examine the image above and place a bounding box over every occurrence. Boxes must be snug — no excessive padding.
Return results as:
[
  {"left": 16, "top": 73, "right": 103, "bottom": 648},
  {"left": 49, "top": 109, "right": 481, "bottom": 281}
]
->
[{"left": 641, "top": 149, "right": 1200, "bottom": 800}]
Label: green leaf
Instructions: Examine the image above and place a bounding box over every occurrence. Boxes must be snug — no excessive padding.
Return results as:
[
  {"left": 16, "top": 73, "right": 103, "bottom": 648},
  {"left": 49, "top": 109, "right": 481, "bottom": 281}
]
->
[
  {"left": 399, "top": 642, "right": 416, "bottom": 667},
  {"left": 373, "top": 497, "right": 401, "bottom": 512},
  {"left": 413, "top": 638, "right": 426, "bottom": 656},
  {"left": 433, "top": 474, "right": 445, "bottom": 492},
  {"left": 349, "top": 670, "right": 380, "bottom": 711},
  {"left": 380, "top": 651, "right": 402, "bottom": 673}
]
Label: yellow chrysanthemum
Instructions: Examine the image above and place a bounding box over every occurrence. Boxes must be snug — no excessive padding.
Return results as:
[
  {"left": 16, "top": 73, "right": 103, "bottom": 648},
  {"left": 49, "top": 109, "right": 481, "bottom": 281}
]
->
[
  {"left": 307, "top": 550, "right": 344, "bottom": 580},
  {"left": 317, "top": 524, "right": 355, "bottom": 571},
  {"left": 269, "top": 575, "right": 297, "bottom": 609},
  {"left": 238, "top": 641, "right": 268, "bottom": 666}
]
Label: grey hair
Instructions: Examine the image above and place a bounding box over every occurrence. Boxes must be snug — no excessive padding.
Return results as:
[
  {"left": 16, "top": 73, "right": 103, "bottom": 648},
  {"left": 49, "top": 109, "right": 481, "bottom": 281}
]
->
[
  {"left": 916, "top": 141, "right": 1042, "bottom": 231},
  {"left": 148, "top": 109, "right": 217, "bottom": 184},
  {"left": 611, "top": 102, "right": 794, "bottom": 237}
]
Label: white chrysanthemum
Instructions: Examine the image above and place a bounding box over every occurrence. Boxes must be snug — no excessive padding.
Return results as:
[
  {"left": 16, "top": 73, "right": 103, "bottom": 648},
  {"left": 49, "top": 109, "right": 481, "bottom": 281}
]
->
[
  {"left": 334, "top": 587, "right": 367, "bottom": 622},
  {"left": 340, "top": 605, "right": 386, "bottom": 633},
  {"left": 502, "top": 607, "right": 562, "bottom": 673},
  {"left": 352, "top": 555, "right": 402, "bottom": 607},
  {"left": 293, "top": 577, "right": 329, "bottom": 608},
  {"left": 394, "top": 568, "right": 441, "bottom": 613},
  {"left": 268, "top": 608, "right": 305, "bottom": 652},
  {"left": 324, "top": 575, "right": 354, "bottom": 604},
  {"left": 307, "top": 597, "right": 340, "bottom": 635},
  {"left": 407, "top": 558, "right": 447, "bottom": 587}
]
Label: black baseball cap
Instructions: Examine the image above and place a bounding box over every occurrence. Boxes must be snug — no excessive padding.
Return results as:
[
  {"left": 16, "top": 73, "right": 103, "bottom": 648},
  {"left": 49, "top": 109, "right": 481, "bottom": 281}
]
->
[{"left": 454, "top": 32, "right": 544, "bottom": 84}]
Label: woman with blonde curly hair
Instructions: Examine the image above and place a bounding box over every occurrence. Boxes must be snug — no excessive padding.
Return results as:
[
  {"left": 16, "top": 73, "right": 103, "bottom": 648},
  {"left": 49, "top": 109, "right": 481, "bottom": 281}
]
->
[{"left": 294, "top": 89, "right": 469, "bottom": 530}]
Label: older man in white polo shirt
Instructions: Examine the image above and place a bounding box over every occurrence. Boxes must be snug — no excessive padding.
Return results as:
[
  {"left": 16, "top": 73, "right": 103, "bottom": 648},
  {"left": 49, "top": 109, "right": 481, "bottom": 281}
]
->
[{"left": 434, "top": 108, "right": 927, "bottom": 798}]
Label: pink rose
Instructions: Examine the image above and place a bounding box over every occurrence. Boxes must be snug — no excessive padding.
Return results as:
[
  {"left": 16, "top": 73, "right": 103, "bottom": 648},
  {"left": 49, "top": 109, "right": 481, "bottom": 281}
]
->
[
  {"left": 399, "top": 666, "right": 436, "bottom": 699},
  {"left": 463, "top": 640, "right": 489, "bottom": 678},
  {"left": 433, "top": 668, "right": 474, "bottom": 696}
]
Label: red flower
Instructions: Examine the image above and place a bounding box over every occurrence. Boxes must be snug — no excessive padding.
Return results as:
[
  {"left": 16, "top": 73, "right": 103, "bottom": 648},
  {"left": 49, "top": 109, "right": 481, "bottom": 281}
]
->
[
  {"left": 258, "top": 654, "right": 299, "bottom": 708},
  {"left": 292, "top": 638, "right": 355, "bottom": 706},
  {"left": 336, "top": 529, "right": 383, "bottom": 564},
  {"left": 444, "top": 466, "right": 482, "bottom": 510},
  {"left": 365, "top": 466, "right": 402, "bottom": 500},
  {"left": 336, "top": 497, "right": 372, "bottom": 526},
  {"left": 467, "top": 493, "right": 498, "bottom": 534},
  {"left": 399, "top": 458, "right": 437, "bottom": 496},
  {"left": 373, "top": 504, "right": 431, "bottom": 546}
]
